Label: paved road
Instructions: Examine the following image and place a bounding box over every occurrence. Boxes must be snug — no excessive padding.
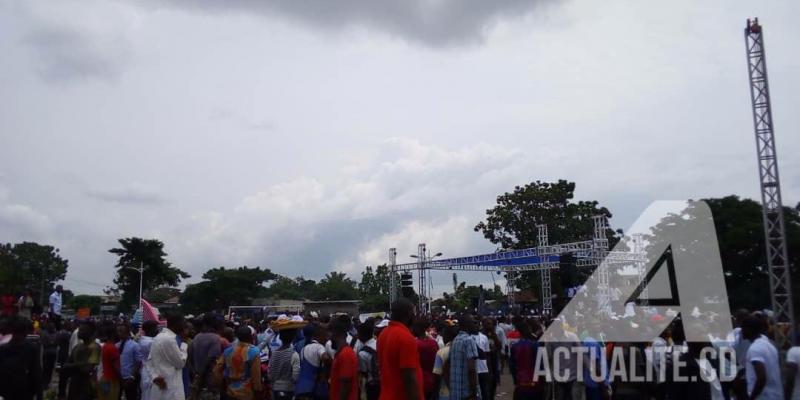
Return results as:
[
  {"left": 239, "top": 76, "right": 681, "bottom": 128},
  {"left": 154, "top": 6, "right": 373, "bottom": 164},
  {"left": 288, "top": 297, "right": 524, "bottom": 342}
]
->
[{"left": 496, "top": 368, "right": 516, "bottom": 399}]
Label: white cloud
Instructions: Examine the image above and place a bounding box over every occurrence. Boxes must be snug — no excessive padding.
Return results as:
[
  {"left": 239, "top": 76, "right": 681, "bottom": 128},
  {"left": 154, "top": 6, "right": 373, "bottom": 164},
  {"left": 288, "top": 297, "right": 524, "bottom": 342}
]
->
[
  {"left": 14, "top": 0, "right": 139, "bottom": 84},
  {"left": 2, "top": 0, "right": 800, "bottom": 297},
  {"left": 87, "top": 183, "right": 167, "bottom": 205},
  {"left": 163, "top": 137, "right": 535, "bottom": 284},
  {"left": 0, "top": 203, "right": 53, "bottom": 239}
]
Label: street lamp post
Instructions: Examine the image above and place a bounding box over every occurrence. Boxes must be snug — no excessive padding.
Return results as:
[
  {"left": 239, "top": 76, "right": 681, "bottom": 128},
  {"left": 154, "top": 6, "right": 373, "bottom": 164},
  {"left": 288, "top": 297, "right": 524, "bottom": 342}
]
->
[{"left": 124, "top": 261, "right": 144, "bottom": 312}]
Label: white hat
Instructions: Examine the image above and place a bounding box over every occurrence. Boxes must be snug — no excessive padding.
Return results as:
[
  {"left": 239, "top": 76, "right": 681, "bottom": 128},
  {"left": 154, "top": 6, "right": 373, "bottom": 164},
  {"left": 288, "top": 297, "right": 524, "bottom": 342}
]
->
[{"left": 375, "top": 319, "right": 389, "bottom": 328}]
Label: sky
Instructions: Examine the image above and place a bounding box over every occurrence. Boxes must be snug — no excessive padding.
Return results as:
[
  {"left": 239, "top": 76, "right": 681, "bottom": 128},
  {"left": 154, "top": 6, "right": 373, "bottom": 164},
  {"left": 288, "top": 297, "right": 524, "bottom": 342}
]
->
[{"left": 1, "top": 0, "right": 799, "bottom": 296}]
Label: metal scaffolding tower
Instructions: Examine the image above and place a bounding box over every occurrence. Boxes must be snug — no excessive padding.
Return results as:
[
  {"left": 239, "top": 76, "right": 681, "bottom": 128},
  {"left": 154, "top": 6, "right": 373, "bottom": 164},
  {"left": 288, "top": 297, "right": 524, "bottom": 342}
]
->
[
  {"left": 417, "top": 243, "right": 427, "bottom": 313},
  {"left": 632, "top": 234, "right": 647, "bottom": 306},
  {"left": 537, "top": 224, "right": 552, "bottom": 314},
  {"left": 389, "top": 248, "right": 397, "bottom": 305},
  {"left": 745, "top": 18, "right": 796, "bottom": 347},
  {"left": 387, "top": 215, "right": 642, "bottom": 315}
]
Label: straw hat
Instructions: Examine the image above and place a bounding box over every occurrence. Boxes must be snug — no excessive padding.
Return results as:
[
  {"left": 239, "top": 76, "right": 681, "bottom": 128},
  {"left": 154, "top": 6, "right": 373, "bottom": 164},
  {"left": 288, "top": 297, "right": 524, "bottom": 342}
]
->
[{"left": 269, "top": 315, "right": 308, "bottom": 331}]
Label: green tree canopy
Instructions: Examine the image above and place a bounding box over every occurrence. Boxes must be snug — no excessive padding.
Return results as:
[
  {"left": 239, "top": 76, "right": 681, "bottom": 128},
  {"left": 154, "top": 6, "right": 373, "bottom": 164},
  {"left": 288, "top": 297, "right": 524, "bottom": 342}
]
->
[
  {"left": 474, "top": 180, "right": 620, "bottom": 301},
  {"left": 109, "top": 238, "right": 189, "bottom": 311},
  {"left": 316, "top": 271, "right": 359, "bottom": 301},
  {"left": 358, "top": 264, "right": 395, "bottom": 311},
  {"left": 434, "top": 282, "right": 505, "bottom": 313},
  {"left": 261, "top": 276, "right": 319, "bottom": 300},
  {"left": 0, "top": 242, "right": 68, "bottom": 305},
  {"left": 180, "top": 266, "right": 276, "bottom": 314},
  {"left": 648, "top": 196, "right": 800, "bottom": 313},
  {"left": 145, "top": 287, "right": 182, "bottom": 303}
]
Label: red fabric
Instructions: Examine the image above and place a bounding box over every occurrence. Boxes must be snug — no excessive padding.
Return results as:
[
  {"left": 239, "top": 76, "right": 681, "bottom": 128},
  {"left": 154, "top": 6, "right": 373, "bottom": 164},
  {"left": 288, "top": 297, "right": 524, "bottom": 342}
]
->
[
  {"left": 416, "top": 338, "right": 439, "bottom": 393},
  {"left": 101, "top": 342, "right": 121, "bottom": 381},
  {"left": 141, "top": 299, "right": 159, "bottom": 322},
  {"left": 330, "top": 346, "right": 359, "bottom": 400},
  {"left": 377, "top": 321, "right": 424, "bottom": 400},
  {"left": 1, "top": 295, "right": 15, "bottom": 316}
]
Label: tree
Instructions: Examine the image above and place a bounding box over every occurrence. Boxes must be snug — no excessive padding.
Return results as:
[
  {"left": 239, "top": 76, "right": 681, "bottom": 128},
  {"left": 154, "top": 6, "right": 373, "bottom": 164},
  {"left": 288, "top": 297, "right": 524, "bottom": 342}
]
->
[
  {"left": 0, "top": 242, "right": 69, "bottom": 305},
  {"left": 648, "top": 196, "right": 800, "bottom": 313},
  {"left": 436, "top": 282, "right": 505, "bottom": 313},
  {"left": 474, "top": 180, "right": 620, "bottom": 300},
  {"left": 180, "top": 266, "right": 276, "bottom": 314},
  {"left": 359, "top": 265, "right": 395, "bottom": 311},
  {"left": 109, "top": 238, "right": 189, "bottom": 311},
  {"left": 316, "top": 272, "right": 359, "bottom": 301},
  {"left": 145, "top": 287, "right": 182, "bottom": 303},
  {"left": 69, "top": 295, "right": 102, "bottom": 315},
  {"left": 261, "top": 276, "right": 319, "bottom": 300}
]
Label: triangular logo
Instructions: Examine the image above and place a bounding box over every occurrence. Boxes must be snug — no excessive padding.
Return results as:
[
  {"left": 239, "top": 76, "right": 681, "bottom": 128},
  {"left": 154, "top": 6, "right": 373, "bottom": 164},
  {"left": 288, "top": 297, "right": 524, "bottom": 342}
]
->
[{"left": 626, "top": 245, "right": 680, "bottom": 306}]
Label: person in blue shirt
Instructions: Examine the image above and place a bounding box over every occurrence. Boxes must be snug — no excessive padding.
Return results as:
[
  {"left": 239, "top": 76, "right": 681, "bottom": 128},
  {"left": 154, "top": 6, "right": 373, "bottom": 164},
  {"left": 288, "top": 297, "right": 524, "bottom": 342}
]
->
[
  {"left": 582, "top": 328, "right": 609, "bottom": 400},
  {"left": 117, "top": 322, "right": 142, "bottom": 400}
]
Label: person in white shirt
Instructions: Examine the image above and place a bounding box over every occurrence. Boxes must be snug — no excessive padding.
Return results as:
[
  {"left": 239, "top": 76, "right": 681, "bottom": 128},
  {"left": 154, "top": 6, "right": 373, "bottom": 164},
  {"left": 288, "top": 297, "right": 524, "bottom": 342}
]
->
[
  {"left": 472, "top": 326, "right": 490, "bottom": 400},
  {"left": 49, "top": 285, "right": 64, "bottom": 328},
  {"left": 356, "top": 322, "right": 379, "bottom": 400},
  {"left": 741, "top": 315, "right": 783, "bottom": 399},
  {"left": 138, "top": 320, "right": 160, "bottom": 400},
  {"left": 146, "top": 313, "right": 188, "bottom": 400},
  {"left": 786, "top": 346, "right": 800, "bottom": 400},
  {"left": 494, "top": 318, "right": 507, "bottom": 373}
]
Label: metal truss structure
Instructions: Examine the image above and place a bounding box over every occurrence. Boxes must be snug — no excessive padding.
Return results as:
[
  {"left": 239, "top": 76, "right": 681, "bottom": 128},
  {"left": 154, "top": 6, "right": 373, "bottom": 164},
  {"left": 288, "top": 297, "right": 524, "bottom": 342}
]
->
[
  {"left": 388, "top": 215, "right": 645, "bottom": 315},
  {"left": 745, "top": 18, "right": 796, "bottom": 347}
]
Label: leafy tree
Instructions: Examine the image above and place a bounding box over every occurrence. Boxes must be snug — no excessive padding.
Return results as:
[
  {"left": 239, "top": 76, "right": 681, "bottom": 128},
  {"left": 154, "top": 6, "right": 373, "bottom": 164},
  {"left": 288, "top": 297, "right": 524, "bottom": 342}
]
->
[
  {"left": 69, "top": 294, "right": 102, "bottom": 315},
  {"left": 648, "top": 196, "right": 800, "bottom": 313},
  {"left": 180, "top": 266, "right": 276, "bottom": 314},
  {"left": 145, "top": 287, "right": 182, "bottom": 303},
  {"left": 435, "top": 282, "right": 505, "bottom": 313},
  {"left": 316, "top": 271, "right": 359, "bottom": 301},
  {"left": 0, "top": 242, "right": 68, "bottom": 305},
  {"left": 180, "top": 282, "right": 217, "bottom": 314},
  {"left": 109, "top": 238, "right": 190, "bottom": 311},
  {"left": 474, "top": 180, "right": 620, "bottom": 300},
  {"left": 358, "top": 265, "right": 395, "bottom": 311},
  {"left": 261, "top": 276, "right": 319, "bottom": 300},
  {"left": 296, "top": 277, "right": 320, "bottom": 299}
]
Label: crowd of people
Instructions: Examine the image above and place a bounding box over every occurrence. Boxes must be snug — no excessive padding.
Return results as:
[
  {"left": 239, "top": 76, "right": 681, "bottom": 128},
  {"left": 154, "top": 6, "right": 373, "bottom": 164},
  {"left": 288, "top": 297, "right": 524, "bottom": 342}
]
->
[{"left": 1, "top": 293, "right": 800, "bottom": 400}]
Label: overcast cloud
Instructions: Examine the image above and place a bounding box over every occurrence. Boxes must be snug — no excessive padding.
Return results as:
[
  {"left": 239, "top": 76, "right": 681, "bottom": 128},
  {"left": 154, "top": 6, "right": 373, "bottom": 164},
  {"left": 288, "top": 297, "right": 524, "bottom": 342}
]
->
[{"left": 1, "top": 0, "right": 799, "bottom": 295}]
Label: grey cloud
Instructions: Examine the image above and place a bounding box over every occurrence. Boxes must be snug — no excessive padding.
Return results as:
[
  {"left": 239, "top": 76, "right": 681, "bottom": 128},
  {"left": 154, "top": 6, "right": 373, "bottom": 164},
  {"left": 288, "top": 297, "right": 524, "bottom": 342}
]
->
[
  {"left": 23, "top": 25, "right": 128, "bottom": 84},
  {"left": 0, "top": 203, "right": 53, "bottom": 240},
  {"left": 86, "top": 185, "right": 166, "bottom": 205},
  {"left": 155, "top": 0, "right": 552, "bottom": 46}
]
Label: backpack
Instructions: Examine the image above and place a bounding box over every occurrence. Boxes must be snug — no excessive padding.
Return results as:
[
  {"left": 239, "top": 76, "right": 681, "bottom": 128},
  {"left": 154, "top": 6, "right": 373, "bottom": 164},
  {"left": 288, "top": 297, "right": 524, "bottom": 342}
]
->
[{"left": 359, "top": 346, "right": 380, "bottom": 385}]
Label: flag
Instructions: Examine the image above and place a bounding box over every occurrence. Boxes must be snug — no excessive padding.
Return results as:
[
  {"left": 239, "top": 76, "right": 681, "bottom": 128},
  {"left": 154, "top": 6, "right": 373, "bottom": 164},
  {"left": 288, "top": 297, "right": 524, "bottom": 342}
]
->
[{"left": 141, "top": 298, "right": 160, "bottom": 322}]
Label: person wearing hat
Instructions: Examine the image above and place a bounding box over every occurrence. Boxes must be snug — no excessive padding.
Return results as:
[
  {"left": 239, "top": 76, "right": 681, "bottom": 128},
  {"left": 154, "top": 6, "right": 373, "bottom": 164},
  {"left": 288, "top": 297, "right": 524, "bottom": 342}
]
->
[{"left": 269, "top": 316, "right": 307, "bottom": 400}]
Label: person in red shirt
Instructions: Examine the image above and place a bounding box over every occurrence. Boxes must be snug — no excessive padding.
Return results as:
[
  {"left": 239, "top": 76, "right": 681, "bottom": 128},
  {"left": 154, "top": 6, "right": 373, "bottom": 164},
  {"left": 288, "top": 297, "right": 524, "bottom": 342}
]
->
[
  {"left": 97, "top": 322, "right": 121, "bottom": 400},
  {"left": 377, "top": 298, "right": 423, "bottom": 400},
  {"left": 413, "top": 318, "right": 439, "bottom": 400},
  {"left": 330, "top": 319, "right": 359, "bottom": 400}
]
